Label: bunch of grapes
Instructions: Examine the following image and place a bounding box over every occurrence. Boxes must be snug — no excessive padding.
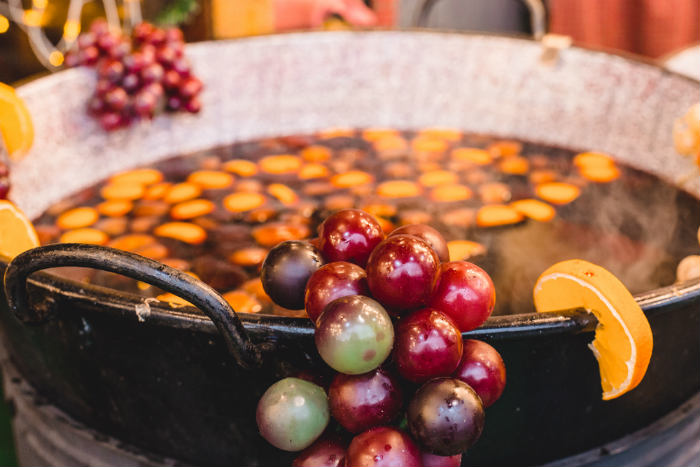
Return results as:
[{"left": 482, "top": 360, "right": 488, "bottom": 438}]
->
[
  {"left": 65, "top": 19, "right": 203, "bottom": 131},
  {"left": 256, "top": 209, "right": 507, "bottom": 467}
]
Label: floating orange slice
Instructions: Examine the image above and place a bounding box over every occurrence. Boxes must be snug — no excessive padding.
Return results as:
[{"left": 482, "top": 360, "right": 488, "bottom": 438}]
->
[
  {"left": 0, "top": 82, "right": 34, "bottom": 159},
  {"left": 534, "top": 259, "right": 653, "bottom": 400},
  {"left": 447, "top": 240, "right": 486, "bottom": 261},
  {"left": 0, "top": 200, "right": 39, "bottom": 259}
]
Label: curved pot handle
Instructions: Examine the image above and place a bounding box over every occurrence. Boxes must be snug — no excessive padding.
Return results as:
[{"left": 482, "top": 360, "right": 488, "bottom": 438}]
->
[{"left": 3, "top": 243, "right": 263, "bottom": 370}]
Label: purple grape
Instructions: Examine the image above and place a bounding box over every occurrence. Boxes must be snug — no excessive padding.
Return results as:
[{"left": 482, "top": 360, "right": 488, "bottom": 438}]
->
[
  {"left": 260, "top": 241, "right": 324, "bottom": 310},
  {"left": 121, "top": 73, "right": 140, "bottom": 92},
  {"left": 407, "top": 378, "right": 484, "bottom": 456},
  {"left": 141, "top": 62, "right": 164, "bottom": 84}
]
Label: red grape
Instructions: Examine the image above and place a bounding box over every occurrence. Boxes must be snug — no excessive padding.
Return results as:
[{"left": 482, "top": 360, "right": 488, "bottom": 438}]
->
[
  {"left": 292, "top": 434, "right": 346, "bottom": 467},
  {"left": 395, "top": 308, "right": 463, "bottom": 383},
  {"left": 141, "top": 62, "right": 164, "bottom": 84},
  {"left": 162, "top": 69, "right": 181, "bottom": 89},
  {"left": 132, "top": 22, "right": 154, "bottom": 43},
  {"left": 318, "top": 209, "right": 384, "bottom": 267},
  {"left": 98, "top": 111, "right": 123, "bottom": 131},
  {"left": 96, "top": 79, "right": 115, "bottom": 96},
  {"left": 147, "top": 28, "right": 167, "bottom": 46},
  {"left": 366, "top": 235, "right": 439, "bottom": 313},
  {"left": 429, "top": 261, "right": 495, "bottom": 332},
  {"left": 80, "top": 46, "right": 100, "bottom": 65},
  {"left": 156, "top": 46, "right": 177, "bottom": 66},
  {"left": 422, "top": 452, "right": 462, "bottom": 467},
  {"left": 103, "top": 87, "right": 128, "bottom": 111},
  {"left": 184, "top": 96, "right": 202, "bottom": 114},
  {"left": 97, "top": 59, "right": 125, "bottom": 83},
  {"left": 180, "top": 76, "right": 203, "bottom": 99},
  {"left": 329, "top": 368, "right": 402, "bottom": 433},
  {"left": 89, "top": 18, "right": 109, "bottom": 36},
  {"left": 389, "top": 224, "right": 449, "bottom": 263},
  {"left": 108, "top": 40, "right": 130, "bottom": 60},
  {"left": 87, "top": 96, "right": 105, "bottom": 116},
  {"left": 0, "top": 177, "right": 9, "bottom": 199},
  {"left": 63, "top": 51, "right": 80, "bottom": 67},
  {"left": 407, "top": 378, "right": 484, "bottom": 456},
  {"left": 165, "top": 27, "right": 184, "bottom": 43},
  {"left": 346, "top": 427, "right": 423, "bottom": 467},
  {"left": 77, "top": 32, "right": 96, "bottom": 49},
  {"left": 171, "top": 57, "right": 192, "bottom": 77},
  {"left": 453, "top": 339, "right": 506, "bottom": 407},
  {"left": 133, "top": 90, "right": 157, "bottom": 118},
  {"left": 123, "top": 51, "right": 146, "bottom": 73},
  {"left": 97, "top": 33, "right": 119, "bottom": 52},
  {"left": 304, "top": 261, "right": 368, "bottom": 323},
  {"left": 261, "top": 241, "right": 324, "bottom": 310}
]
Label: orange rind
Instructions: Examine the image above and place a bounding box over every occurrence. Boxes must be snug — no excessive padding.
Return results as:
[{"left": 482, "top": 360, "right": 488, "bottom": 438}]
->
[
  {"left": 534, "top": 259, "right": 653, "bottom": 400},
  {"left": 0, "top": 200, "right": 39, "bottom": 259}
]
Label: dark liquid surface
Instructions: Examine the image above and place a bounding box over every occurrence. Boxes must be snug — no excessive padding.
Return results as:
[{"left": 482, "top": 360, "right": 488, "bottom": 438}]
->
[{"left": 34, "top": 129, "right": 700, "bottom": 317}]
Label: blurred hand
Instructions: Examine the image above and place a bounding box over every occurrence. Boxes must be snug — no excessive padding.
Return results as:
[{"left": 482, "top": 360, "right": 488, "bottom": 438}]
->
[{"left": 275, "top": 0, "right": 378, "bottom": 31}]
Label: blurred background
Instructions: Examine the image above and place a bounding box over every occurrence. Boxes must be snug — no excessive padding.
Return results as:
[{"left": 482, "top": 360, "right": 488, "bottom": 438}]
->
[{"left": 1, "top": 0, "right": 699, "bottom": 84}]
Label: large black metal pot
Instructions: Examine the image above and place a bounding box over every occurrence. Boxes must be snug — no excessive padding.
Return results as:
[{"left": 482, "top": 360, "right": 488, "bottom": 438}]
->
[{"left": 1, "top": 31, "right": 699, "bottom": 466}]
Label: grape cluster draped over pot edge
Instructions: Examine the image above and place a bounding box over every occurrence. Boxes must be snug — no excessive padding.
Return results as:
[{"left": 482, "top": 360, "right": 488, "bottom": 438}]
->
[{"left": 257, "top": 209, "right": 506, "bottom": 467}]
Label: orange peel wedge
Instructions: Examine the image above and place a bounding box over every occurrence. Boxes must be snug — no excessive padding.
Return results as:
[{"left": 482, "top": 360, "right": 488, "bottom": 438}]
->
[
  {"left": 534, "top": 259, "right": 653, "bottom": 400},
  {"left": 0, "top": 82, "right": 34, "bottom": 159},
  {"left": 0, "top": 200, "right": 39, "bottom": 259}
]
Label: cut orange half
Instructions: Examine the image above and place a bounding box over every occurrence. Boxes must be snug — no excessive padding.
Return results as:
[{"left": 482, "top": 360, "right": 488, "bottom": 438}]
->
[
  {"left": 0, "top": 82, "right": 34, "bottom": 159},
  {"left": 0, "top": 200, "right": 39, "bottom": 259},
  {"left": 533, "top": 259, "right": 653, "bottom": 400}
]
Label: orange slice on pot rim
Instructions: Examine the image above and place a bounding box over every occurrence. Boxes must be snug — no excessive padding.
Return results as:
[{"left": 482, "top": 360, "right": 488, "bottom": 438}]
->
[
  {"left": 0, "top": 82, "right": 34, "bottom": 159},
  {"left": 534, "top": 259, "right": 653, "bottom": 400},
  {"left": 0, "top": 200, "right": 39, "bottom": 259}
]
